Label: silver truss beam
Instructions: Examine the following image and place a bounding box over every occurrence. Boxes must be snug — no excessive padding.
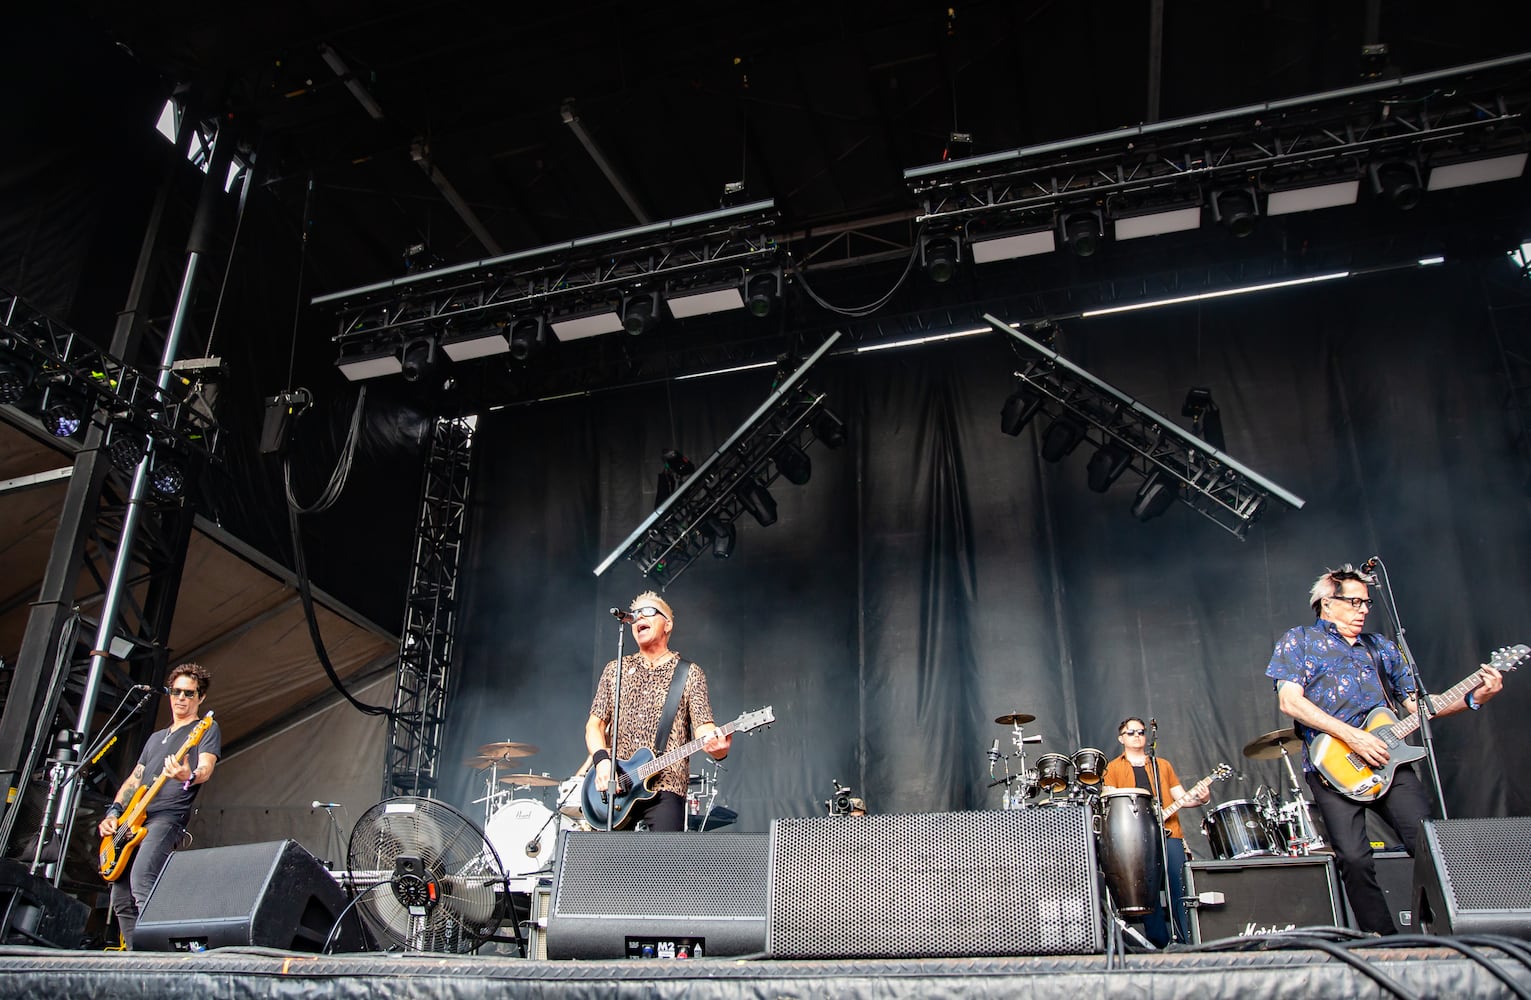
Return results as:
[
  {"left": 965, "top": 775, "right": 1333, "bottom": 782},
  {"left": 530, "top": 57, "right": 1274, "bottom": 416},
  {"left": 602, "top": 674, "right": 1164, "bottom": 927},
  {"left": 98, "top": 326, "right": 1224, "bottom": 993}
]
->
[{"left": 383, "top": 415, "right": 475, "bottom": 798}]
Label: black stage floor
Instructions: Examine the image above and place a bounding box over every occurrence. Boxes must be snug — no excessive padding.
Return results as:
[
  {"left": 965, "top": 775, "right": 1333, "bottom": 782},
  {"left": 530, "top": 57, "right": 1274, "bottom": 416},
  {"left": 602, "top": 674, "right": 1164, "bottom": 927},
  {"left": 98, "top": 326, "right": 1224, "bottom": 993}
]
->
[{"left": 3, "top": 935, "right": 1530, "bottom": 1000}]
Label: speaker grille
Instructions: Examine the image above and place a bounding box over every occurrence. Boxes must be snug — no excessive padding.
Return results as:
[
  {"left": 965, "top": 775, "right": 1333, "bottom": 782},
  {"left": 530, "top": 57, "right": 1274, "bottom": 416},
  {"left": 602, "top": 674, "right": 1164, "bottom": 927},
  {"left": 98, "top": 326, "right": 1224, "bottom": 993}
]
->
[
  {"left": 1429, "top": 817, "right": 1531, "bottom": 910},
  {"left": 768, "top": 808, "right": 1101, "bottom": 958},
  {"left": 553, "top": 832, "right": 768, "bottom": 917}
]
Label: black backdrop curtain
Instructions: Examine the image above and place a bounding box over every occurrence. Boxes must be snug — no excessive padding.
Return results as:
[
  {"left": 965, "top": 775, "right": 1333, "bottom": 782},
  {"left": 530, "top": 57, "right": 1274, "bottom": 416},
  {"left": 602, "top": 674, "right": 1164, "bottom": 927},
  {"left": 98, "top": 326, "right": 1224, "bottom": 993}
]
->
[{"left": 444, "top": 262, "right": 1531, "bottom": 856}]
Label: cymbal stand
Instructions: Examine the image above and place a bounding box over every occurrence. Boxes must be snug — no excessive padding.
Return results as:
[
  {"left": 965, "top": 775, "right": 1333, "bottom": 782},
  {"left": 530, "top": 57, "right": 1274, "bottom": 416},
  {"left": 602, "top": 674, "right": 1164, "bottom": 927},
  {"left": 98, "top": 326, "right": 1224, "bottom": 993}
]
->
[
  {"left": 1275, "top": 744, "right": 1324, "bottom": 853},
  {"left": 989, "top": 720, "right": 1043, "bottom": 808}
]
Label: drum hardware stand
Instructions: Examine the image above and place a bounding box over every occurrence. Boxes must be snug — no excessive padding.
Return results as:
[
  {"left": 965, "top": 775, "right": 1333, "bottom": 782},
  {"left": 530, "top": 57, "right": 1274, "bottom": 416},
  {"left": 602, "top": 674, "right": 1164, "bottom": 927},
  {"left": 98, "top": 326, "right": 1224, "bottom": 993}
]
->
[
  {"left": 1101, "top": 882, "right": 1156, "bottom": 956},
  {"left": 1272, "top": 745, "right": 1325, "bottom": 853},
  {"left": 989, "top": 716, "right": 1043, "bottom": 808}
]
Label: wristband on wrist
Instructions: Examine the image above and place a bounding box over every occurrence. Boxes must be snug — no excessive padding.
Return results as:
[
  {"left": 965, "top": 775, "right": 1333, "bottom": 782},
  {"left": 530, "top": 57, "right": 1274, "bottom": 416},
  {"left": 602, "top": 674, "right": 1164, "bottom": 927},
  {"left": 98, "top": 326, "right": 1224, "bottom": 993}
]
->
[
  {"left": 1465, "top": 691, "right": 1480, "bottom": 711},
  {"left": 591, "top": 748, "right": 611, "bottom": 766},
  {"left": 105, "top": 803, "right": 123, "bottom": 818}
]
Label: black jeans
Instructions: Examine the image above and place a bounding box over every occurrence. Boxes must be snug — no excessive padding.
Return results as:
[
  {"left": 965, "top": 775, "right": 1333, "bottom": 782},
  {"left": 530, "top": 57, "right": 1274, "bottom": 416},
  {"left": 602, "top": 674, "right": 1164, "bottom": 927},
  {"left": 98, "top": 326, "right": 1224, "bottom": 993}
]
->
[
  {"left": 629, "top": 791, "right": 686, "bottom": 832},
  {"left": 1306, "top": 766, "right": 1432, "bottom": 934}
]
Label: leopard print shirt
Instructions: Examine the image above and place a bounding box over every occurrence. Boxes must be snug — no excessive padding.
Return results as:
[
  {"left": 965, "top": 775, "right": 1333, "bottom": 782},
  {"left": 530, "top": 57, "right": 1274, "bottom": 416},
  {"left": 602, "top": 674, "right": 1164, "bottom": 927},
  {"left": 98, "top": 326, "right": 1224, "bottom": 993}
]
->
[{"left": 589, "top": 651, "right": 715, "bottom": 798}]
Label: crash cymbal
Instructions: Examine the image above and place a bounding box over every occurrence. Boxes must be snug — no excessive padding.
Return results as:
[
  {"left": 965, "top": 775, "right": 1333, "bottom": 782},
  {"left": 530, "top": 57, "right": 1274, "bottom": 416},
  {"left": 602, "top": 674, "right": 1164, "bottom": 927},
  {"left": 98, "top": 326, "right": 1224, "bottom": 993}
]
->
[
  {"left": 475, "top": 740, "right": 538, "bottom": 759},
  {"left": 1242, "top": 727, "right": 1303, "bottom": 760},
  {"left": 499, "top": 773, "right": 559, "bottom": 787},
  {"left": 994, "top": 712, "right": 1036, "bottom": 726}
]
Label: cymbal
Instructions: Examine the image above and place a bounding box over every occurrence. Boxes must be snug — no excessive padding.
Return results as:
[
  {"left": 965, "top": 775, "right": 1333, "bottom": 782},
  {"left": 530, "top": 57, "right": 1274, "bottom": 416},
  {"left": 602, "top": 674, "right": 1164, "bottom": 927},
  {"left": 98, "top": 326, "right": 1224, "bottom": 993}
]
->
[
  {"left": 560, "top": 804, "right": 584, "bottom": 819},
  {"left": 994, "top": 712, "right": 1036, "bottom": 726},
  {"left": 1242, "top": 727, "right": 1303, "bottom": 760},
  {"left": 499, "top": 773, "right": 559, "bottom": 787},
  {"left": 475, "top": 740, "right": 538, "bottom": 759}
]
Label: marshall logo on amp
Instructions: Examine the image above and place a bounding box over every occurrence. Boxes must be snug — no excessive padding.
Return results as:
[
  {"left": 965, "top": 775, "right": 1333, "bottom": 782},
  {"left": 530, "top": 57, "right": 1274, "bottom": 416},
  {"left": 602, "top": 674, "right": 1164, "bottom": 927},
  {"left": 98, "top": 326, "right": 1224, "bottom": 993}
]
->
[{"left": 1241, "top": 921, "right": 1299, "bottom": 937}]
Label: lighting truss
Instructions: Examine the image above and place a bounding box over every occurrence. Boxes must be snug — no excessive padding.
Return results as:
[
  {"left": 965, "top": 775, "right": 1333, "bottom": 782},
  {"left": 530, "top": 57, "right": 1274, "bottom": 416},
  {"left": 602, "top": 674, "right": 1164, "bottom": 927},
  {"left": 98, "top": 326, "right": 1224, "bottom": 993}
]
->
[
  {"left": 593, "top": 332, "right": 842, "bottom": 587},
  {"left": 908, "top": 53, "right": 1531, "bottom": 237},
  {"left": 0, "top": 290, "right": 220, "bottom": 459},
  {"left": 314, "top": 199, "right": 782, "bottom": 358},
  {"left": 985, "top": 314, "right": 1304, "bottom": 538}
]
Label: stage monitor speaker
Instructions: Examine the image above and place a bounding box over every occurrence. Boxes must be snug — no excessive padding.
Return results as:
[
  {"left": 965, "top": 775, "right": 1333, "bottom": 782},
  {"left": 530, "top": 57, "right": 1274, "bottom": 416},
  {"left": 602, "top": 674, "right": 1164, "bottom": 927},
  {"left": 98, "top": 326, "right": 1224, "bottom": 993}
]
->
[
  {"left": 1369, "top": 850, "right": 1415, "bottom": 931},
  {"left": 767, "top": 807, "right": 1102, "bottom": 959},
  {"left": 1415, "top": 816, "right": 1531, "bottom": 938},
  {"left": 546, "top": 831, "right": 768, "bottom": 959},
  {"left": 0, "top": 859, "right": 90, "bottom": 948},
  {"left": 134, "top": 839, "right": 364, "bottom": 952},
  {"left": 1185, "top": 855, "right": 1344, "bottom": 943}
]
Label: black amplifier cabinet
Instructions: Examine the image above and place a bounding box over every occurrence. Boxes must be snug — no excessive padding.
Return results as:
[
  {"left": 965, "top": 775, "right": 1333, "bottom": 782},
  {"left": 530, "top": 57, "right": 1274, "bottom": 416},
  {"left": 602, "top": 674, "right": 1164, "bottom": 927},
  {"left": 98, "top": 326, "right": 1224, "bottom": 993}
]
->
[{"left": 1185, "top": 855, "right": 1344, "bottom": 943}]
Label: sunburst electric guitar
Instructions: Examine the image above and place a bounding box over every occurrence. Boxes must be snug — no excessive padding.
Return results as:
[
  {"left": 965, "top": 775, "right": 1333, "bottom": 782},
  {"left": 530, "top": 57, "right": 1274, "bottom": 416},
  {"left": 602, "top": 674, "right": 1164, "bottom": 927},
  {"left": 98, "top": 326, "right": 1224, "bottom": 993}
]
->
[
  {"left": 1309, "top": 644, "right": 1526, "bottom": 802},
  {"left": 99, "top": 712, "right": 214, "bottom": 882},
  {"left": 581, "top": 706, "right": 774, "bottom": 830}
]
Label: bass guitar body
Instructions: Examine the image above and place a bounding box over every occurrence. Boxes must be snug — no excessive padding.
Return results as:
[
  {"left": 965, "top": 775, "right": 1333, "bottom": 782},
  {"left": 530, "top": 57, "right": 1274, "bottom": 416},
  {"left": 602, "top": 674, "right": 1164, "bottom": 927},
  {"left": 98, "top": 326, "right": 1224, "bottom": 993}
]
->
[{"left": 98, "top": 787, "right": 150, "bottom": 882}]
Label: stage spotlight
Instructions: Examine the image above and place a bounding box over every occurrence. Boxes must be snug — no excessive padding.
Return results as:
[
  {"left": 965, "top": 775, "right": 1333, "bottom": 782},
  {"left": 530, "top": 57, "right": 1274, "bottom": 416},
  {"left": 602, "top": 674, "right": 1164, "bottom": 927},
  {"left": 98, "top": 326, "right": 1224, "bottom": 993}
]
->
[
  {"left": 745, "top": 272, "right": 780, "bottom": 318},
  {"left": 41, "top": 395, "right": 85, "bottom": 438},
  {"left": 1131, "top": 470, "right": 1177, "bottom": 522},
  {"left": 1370, "top": 160, "right": 1423, "bottom": 211},
  {"left": 774, "top": 443, "right": 811, "bottom": 485},
  {"left": 508, "top": 316, "right": 547, "bottom": 361},
  {"left": 149, "top": 455, "right": 186, "bottom": 499},
  {"left": 1040, "top": 415, "right": 1085, "bottom": 462},
  {"left": 1000, "top": 387, "right": 1044, "bottom": 436},
  {"left": 1086, "top": 443, "right": 1131, "bottom": 493},
  {"left": 920, "top": 235, "right": 960, "bottom": 283},
  {"left": 1212, "top": 187, "right": 1259, "bottom": 238},
  {"left": 0, "top": 358, "right": 33, "bottom": 405},
  {"left": 400, "top": 336, "right": 438, "bottom": 383},
  {"left": 738, "top": 479, "right": 778, "bottom": 527},
  {"left": 105, "top": 423, "right": 148, "bottom": 473},
  {"left": 622, "top": 292, "right": 661, "bottom": 335},
  {"left": 705, "top": 518, "right": 736, "bottom": 559},
  {"left": 1060, "top": 210, "right": 1103, "bottom": 257},
  {"left": 812, "top": 409, "right": 847, "bottom": 449}
]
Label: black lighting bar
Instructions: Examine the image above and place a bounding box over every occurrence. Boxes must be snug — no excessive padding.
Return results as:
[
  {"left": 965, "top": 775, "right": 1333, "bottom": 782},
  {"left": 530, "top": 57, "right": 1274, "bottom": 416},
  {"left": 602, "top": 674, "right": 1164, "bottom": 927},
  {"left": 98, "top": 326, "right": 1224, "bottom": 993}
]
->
[
  {"left": 907, "top": 52, "right": 1531, "bottom": 240},
  {"left": 593, "top": 332, "right": 842, "bottom": 587},
  {"left": 313, "top": 199, "right": 782, "bottom": 362},
  {"left": 0, "top": 290, "right": 220, "bottom": 459},
  {"left": 985, "top": 314, "right": 1304, "bottom": 538}
]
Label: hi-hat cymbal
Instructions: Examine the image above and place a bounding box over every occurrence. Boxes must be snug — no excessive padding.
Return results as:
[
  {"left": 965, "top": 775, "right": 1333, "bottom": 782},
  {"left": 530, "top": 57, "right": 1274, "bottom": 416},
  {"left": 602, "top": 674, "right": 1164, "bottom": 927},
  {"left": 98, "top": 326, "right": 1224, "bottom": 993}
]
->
[
  {"left": 1242, "top": 727, "right": 1303, "bottom": 760},
  {"left": 994, "top": 712, "right": 1036, "bottom": 726},
  {"left": 499, "top": 773, "right": 559, "bottom": 787},
  {"left": 475, "top": 740, "right": 538, "bottom": 758}
]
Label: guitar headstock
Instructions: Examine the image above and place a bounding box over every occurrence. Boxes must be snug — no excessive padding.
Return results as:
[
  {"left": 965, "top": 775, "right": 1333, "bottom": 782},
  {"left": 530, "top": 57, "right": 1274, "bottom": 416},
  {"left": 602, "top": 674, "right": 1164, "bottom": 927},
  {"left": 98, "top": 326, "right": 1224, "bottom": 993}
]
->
[
  {"left": 734, "top": 706, "right": 775, "bottom": 733},
  {"left": 1209, "top": 763, "right": 1234, "bottom": 783},
  {"left": 1490, "top": 644, "right": 1529, "bottom": 674}
]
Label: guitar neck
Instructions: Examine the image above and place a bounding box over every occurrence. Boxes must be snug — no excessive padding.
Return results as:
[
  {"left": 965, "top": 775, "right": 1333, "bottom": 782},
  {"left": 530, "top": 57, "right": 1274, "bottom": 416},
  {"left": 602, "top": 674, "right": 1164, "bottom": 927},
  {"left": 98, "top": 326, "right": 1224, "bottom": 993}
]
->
[
  {"left": 1392, "top": 673, "right": 1481, "bottom": 739},
  {"left": 1161, "top": 782, "right": 1206, "bottom": 822},
  {"left": 124, "top": 714, "right": 213, "bottom": 825},
  {"left": 633, "top": 717, "right": 747, "bottom": 783}
]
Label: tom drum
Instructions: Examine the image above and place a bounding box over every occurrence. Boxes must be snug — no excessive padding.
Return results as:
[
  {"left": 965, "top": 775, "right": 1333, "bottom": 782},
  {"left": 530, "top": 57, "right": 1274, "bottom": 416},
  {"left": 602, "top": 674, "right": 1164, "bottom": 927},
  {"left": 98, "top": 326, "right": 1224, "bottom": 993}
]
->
[
  {"left": 1201, "top": 799, "right": 1281, "bottom": 860},
  {"left": 1034, "top": 753, "right": 1074, "bottom": 793},
  {"left": 1072, "top": 747, "right": 1107, "bottom": 786}
]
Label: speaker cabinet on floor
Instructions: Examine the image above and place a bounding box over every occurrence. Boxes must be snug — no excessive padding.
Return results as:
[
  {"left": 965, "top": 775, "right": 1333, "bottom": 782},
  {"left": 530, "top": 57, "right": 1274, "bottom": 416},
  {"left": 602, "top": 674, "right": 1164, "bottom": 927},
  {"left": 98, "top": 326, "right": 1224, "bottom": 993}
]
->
[
  {"left": 546, "top": 831, "right": 768, "bottom": 959},
  {"left": 134, "top": 839, "right": 364, "bottom": 952},
  {"left": 1184, "top": 855, "right": 1344, "bottom": 943},
  {"left": 1415, "top": 816, "right": 1531, "bottom": 938},
  {"left": 767, "top": 808, "right": 1102, "bottom": 959},
  {"left": 0, "top": 859, "right": 90, "bottom": 948}
]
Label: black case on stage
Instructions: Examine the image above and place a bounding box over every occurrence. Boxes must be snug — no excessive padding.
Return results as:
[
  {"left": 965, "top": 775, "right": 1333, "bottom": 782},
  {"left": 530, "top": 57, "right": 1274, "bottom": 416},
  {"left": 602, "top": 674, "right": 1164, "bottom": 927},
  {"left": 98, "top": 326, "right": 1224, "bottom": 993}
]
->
[{"left": 1184, "top": 855, "right": 1345, "bottom": 943}]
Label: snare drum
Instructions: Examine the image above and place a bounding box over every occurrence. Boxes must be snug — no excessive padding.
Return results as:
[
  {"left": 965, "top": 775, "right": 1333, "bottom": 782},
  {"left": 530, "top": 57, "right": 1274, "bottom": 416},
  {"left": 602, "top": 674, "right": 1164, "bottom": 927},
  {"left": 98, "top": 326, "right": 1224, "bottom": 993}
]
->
[
  {"left": 1072, "top": 747, "right": 1107, "bottom": 786},
  {"left": 484, "top": 799, "right": 571, "bottom": 877},
  {"left": 1034, "top": 753, "right": 1074, "bottom": 793},
  {"left": 1201, "top": 799, "right": 1281, "bottom": 860},
  {"left": 1097, "top": 787, "right": 1162, "bottom": 915}
]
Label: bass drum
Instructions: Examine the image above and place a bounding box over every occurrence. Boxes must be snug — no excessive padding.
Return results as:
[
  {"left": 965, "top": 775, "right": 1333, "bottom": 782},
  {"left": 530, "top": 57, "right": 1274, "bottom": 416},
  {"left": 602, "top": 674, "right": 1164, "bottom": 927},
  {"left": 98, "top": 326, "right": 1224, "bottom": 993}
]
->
[
  {"left": 1201, "top": 799, "right": 1280, "bottom": 860},
  {"left": 1097, "top": 787, "right": 1162, "bottom": 916},
  {"left": 484, "top": 799, "right": 569, "bottom": 878}
]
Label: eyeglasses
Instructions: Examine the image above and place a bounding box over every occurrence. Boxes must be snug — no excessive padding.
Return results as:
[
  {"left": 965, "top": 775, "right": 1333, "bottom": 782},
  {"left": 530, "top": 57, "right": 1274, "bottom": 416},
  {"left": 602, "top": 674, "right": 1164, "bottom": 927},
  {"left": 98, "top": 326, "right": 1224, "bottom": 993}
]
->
[
  {"left": 630, "top": 606, "right": 669, "bottom": 620},
  {"left": 1325, "top": 595, "right": 1374, "bottom": 610},
  {"left": 1121, "top": 729, "right": 1147, "bottom": 736},
  {"left": 168, "top": 688, "right": 199, "bottom": 699}
]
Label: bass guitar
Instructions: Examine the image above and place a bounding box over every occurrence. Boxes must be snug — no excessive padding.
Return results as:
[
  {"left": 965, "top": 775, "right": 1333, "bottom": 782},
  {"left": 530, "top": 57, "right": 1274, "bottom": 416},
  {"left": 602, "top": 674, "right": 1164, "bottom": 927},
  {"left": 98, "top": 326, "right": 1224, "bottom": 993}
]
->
[
  {"left": 581, "top": 706, "right": 774, "bottom": 830},
  {"left": 1160, "top": 762, "right": 1234, "bottom": 825},
  {"left": 99, "top": 712, "right": 215, "bottom": 882},
  {"left": 1309, "top": 644, "right": 1526, "bottom": 802}
]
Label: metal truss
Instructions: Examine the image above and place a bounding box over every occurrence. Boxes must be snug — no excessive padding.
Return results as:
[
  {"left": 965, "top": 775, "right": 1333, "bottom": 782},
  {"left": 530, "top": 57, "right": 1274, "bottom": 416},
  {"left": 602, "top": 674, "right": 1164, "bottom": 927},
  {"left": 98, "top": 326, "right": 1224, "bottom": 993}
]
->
[
  {"left": 908, "top": 53, "right": 1531, "bottom": 233},
  {"left": 987, "top": 315, "right": 1304, "bottom": 539},
  {"left": 315, "top": 200, "right": 782, "bottom": 349},
  {"left": 594, "top": 334, "right": 843, "bottom": 588},
  {"left": 383, "top": 415, "right": 476, "bottom": 799},
  {"left": 0, "top": 291, "right": 221, "bottom": 461}
]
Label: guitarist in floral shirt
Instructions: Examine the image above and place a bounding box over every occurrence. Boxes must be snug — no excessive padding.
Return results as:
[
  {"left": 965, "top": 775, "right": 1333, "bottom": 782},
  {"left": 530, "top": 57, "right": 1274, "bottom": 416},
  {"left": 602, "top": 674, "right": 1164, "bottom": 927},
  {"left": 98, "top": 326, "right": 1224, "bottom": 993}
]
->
[
  {"left": 1265, "top": 565, "right": 1502, "bottom": 934},
  {"left": 97, "top": 662, "right": 222, "bottom": 948}
]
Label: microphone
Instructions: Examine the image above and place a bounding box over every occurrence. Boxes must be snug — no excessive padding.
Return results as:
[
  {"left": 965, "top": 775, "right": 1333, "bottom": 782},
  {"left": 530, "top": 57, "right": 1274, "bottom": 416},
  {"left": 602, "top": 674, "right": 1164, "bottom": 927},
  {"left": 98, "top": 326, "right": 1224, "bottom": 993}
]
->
[
  {"left": 526, "top": 837, "right": 541, "bottom": 856},
  {"left": 1360, "top": 556, "right": 1380, "bottom": 584},
  {"left": 987, "top": 739, "right": 1001, "bottom": 761},
  {"left": 1150, "top": 718, "right": 1157, "bottom": 732},
  {"left": 311, "top": 801, "right": 341, "bottom": 809},
  {"left": 609, "top": 607, "right": 636, "bottom": 623},
  {"left": 132, "top": 684, "right": 156, "bottom": 692}
]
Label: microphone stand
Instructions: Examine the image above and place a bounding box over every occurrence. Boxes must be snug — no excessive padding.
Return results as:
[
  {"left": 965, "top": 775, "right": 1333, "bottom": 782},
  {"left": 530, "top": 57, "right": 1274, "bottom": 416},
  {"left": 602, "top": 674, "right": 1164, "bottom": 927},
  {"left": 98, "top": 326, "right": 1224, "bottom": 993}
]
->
[
  {"left": 604, "top": 615, "right": 629, "bottom": 833},
  {"left": 1366, "top": 557, "right": 1449, "bottom": 818},
  {"left": 1144, "top": 721, "right": 1180, "bottom": 944}
]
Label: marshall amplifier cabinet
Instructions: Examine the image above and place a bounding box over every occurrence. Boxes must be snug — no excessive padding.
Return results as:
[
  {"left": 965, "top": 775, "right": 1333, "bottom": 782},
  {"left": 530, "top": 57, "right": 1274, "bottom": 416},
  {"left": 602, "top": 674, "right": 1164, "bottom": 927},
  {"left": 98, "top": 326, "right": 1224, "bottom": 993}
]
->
[{"left": 1185, "top": 855, "right": 1345, "bottom": 943}]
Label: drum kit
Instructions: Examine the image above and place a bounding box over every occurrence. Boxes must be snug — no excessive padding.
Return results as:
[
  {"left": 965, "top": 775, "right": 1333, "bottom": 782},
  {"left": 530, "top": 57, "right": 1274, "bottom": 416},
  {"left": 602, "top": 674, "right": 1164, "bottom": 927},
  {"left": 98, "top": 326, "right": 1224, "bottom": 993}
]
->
[
  {"left": 1200, "top": 726, "right": 1326, "bottom": 860},
  {"left": 989, "top": 712, "right": 1107, "bottom": 809}
]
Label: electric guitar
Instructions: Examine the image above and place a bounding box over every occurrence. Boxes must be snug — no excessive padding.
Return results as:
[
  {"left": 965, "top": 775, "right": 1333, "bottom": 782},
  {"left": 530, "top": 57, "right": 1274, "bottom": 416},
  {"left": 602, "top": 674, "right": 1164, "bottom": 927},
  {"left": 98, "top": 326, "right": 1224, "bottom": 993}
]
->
[
  {"left": 99, "top": 712, "right": 214, "bottom": 882},
  {"left": 1161, "top": 763, "right": 1234, "bottom": 825},
  {"left": 1309, "top": 644, "right": 1526, "bottom": 802},
  {"left": 581, "top": 706, "right": 774, "bottom": 830}
]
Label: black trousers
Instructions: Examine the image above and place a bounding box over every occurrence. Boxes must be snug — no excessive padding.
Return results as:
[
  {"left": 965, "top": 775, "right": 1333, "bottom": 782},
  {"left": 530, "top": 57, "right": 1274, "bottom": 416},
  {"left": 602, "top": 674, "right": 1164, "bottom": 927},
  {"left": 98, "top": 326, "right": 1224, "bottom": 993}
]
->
[
  {"left": 1306, "top": 766, "right": 1432, "bottom": 934},
  {"left": 629, "top": 791, "right": 686, "bottom": 832}
]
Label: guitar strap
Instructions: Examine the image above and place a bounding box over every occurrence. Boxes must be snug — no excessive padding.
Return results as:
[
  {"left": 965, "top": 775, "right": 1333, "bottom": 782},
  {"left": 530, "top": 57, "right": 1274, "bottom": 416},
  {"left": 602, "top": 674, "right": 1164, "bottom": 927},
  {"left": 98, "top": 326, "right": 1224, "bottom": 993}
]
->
[
  {"left": 652, "top": 660, "right": 693, "bottom": 759},
  {"left": 1358, "top": 632, "right": 1406, "bottom": 715}
]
